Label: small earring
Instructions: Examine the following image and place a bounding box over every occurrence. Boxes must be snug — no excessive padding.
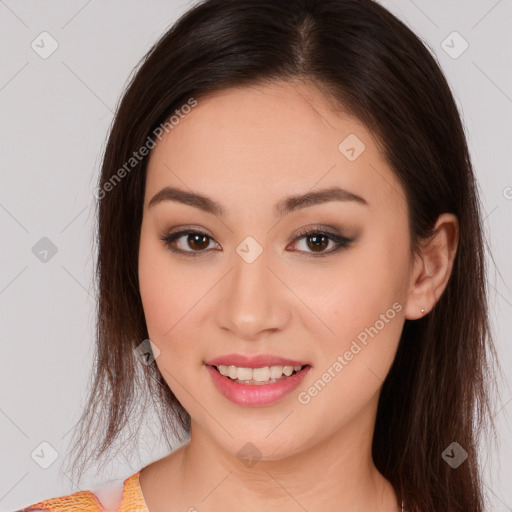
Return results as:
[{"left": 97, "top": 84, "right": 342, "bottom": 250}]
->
[{"left": 421, "top": 308, "right": 425, "bottom": 314}]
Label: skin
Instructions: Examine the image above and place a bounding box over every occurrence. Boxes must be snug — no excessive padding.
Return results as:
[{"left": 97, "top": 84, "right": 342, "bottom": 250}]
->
[{"left": 137, "top": 80, "right": 458, "bottom": 512}]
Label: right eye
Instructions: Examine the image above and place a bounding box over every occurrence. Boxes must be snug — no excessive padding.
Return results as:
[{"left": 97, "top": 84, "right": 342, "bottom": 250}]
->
[{"left": 161, "top": 229, "right": 219, "bottom": 257}]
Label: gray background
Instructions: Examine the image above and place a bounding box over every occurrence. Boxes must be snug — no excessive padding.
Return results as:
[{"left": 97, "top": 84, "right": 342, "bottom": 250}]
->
[{"left": 1, "top": 0, "right": 511, "bottom": 510}]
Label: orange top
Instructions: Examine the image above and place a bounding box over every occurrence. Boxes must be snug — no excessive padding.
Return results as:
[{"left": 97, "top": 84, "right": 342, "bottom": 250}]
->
[{"left": 18, "top": 470, "right": 149, "bottom": 512}]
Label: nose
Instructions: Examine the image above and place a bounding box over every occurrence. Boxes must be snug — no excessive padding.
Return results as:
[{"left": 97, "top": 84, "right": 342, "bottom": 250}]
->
[{"left": 215, "top": 243, "right": 291, "bottom": 341}]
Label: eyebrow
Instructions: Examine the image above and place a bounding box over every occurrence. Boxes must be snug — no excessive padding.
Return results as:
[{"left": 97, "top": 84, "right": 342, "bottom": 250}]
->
[{"left": 148, "top": 185, "right": 367, "bottom": 218}]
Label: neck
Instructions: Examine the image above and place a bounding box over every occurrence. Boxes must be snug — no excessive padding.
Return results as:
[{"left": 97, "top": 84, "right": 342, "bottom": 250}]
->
[{"left": 140, "top": 395, "right": 399, "bottom": 512}]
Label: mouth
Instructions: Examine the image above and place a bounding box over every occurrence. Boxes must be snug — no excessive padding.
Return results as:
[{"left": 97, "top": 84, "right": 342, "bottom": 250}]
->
[
  {"left": 205, "top": 363, "right": 313, "bottom": 406},
  {"left": 208, "top": 363, "right": 311, "bottom": 385}
]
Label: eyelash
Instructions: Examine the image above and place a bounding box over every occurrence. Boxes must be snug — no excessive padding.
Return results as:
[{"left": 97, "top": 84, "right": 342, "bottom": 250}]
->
[{"left": 160, "top": 225, "right": 353, "bottom": 258}]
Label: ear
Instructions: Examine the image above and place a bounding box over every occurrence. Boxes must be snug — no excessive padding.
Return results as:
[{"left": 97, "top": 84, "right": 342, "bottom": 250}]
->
[{"left": 404, "top": 213, "right": 459, "bottom": 320}]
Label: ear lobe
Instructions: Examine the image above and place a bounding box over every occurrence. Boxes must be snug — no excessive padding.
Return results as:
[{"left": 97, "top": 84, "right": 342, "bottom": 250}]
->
[{"left": 404, "top": 213, "right": 459, "bottom": 320}]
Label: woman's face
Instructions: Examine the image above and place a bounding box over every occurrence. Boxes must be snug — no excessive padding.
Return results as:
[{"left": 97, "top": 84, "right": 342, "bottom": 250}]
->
[{"left": 138, "top": 81, "right": 414, "bottom": 460}]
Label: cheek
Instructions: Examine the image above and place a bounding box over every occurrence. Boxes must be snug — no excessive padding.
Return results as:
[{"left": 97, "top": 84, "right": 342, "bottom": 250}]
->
[
  {"left": 138, "top": 232, "right": 219, "bottom": 427},
  {"left": 139, "top": 244, "right": 166, "bottom": 332},
  {"left": 138, "top": 230, "right": 185, "bottom": 342},
  {"left": 306, "top": 240, "right": 408, "bottom": 336},
  {"left": 298, "top": 229, "right": 409, "bottom": 380},
  {"left": 138, "top": 229, "right": 212, "bottom": 377},
  {"left": 293, "top": 259, "right": 407, "bottom": 426}
]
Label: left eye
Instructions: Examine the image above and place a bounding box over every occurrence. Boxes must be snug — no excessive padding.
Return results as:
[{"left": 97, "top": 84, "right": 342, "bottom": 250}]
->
[
  {"left": 290, "top": 228, "right": 353, "bottom": 255},
  {"left": 161, "top": 228, "right": 353, "bottom": 257}
]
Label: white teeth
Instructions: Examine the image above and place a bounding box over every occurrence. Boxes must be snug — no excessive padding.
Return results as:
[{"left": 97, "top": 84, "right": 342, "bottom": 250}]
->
[
  {"left": 228, "top": 365, "right": 238, "bottom": 379},
  {"left": 237, "top": 367, "right": 253, "bottom": 381},
  {"left": 252, "top": 366, "right": 270, "bottom": 381},
  {"left": 283, "top": 365, "right": 294, "bottom": 376},
  {"left": 216, "top": 364, "right": 304, "bottom": 382},
  {"left": 270, "top": 365, "right": 284, "bottom": 379}
]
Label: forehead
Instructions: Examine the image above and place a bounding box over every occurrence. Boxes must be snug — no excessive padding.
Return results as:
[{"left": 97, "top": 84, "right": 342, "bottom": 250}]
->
[{"left": 144, "top": 81, "right": 405, "bottom": 216}]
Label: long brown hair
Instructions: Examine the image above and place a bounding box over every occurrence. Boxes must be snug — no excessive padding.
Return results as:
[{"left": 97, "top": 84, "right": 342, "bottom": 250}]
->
[{"left": 64, "top": 1, "right": 499, "bottom": 510}]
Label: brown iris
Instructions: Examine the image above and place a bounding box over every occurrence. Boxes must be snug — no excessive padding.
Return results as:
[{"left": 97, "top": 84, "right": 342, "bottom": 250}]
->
[
  {"left": 187, "top": 233, "right": 210, "bottom": 251},
  {"left": 305, "top": 233, "right": 329, "bottom": 252}
]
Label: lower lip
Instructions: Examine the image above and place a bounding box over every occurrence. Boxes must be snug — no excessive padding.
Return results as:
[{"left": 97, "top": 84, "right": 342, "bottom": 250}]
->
[{"left": 206, "top": 364, "right": 312, "bottom": 406}]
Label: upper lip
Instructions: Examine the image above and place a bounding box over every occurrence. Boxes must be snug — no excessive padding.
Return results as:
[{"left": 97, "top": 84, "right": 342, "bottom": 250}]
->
[{"left": 205, "top": 353, "right": 311, "bottom": 368}]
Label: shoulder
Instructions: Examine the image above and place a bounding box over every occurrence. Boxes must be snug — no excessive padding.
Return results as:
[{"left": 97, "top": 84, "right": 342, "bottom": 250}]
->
[
  {"left": 15, "top": 488, "right": 104, "bottom": 512},
  {"left": 15, "top": 476, "right": 128, "bottom": 512}
]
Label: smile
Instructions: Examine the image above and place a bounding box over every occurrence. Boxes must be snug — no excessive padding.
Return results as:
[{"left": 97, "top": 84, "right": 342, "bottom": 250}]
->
[
  {"left": 216, "top": 363, "right": 305, "bottom": 384},
  {"left": 206, "top": 364, "right": 312, "bottom": 406}
]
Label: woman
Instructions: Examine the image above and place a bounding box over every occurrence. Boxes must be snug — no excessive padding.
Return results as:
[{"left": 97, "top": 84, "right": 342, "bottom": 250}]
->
[{"left": 18, "top": 0, "right": 497, "bottom": 511}]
